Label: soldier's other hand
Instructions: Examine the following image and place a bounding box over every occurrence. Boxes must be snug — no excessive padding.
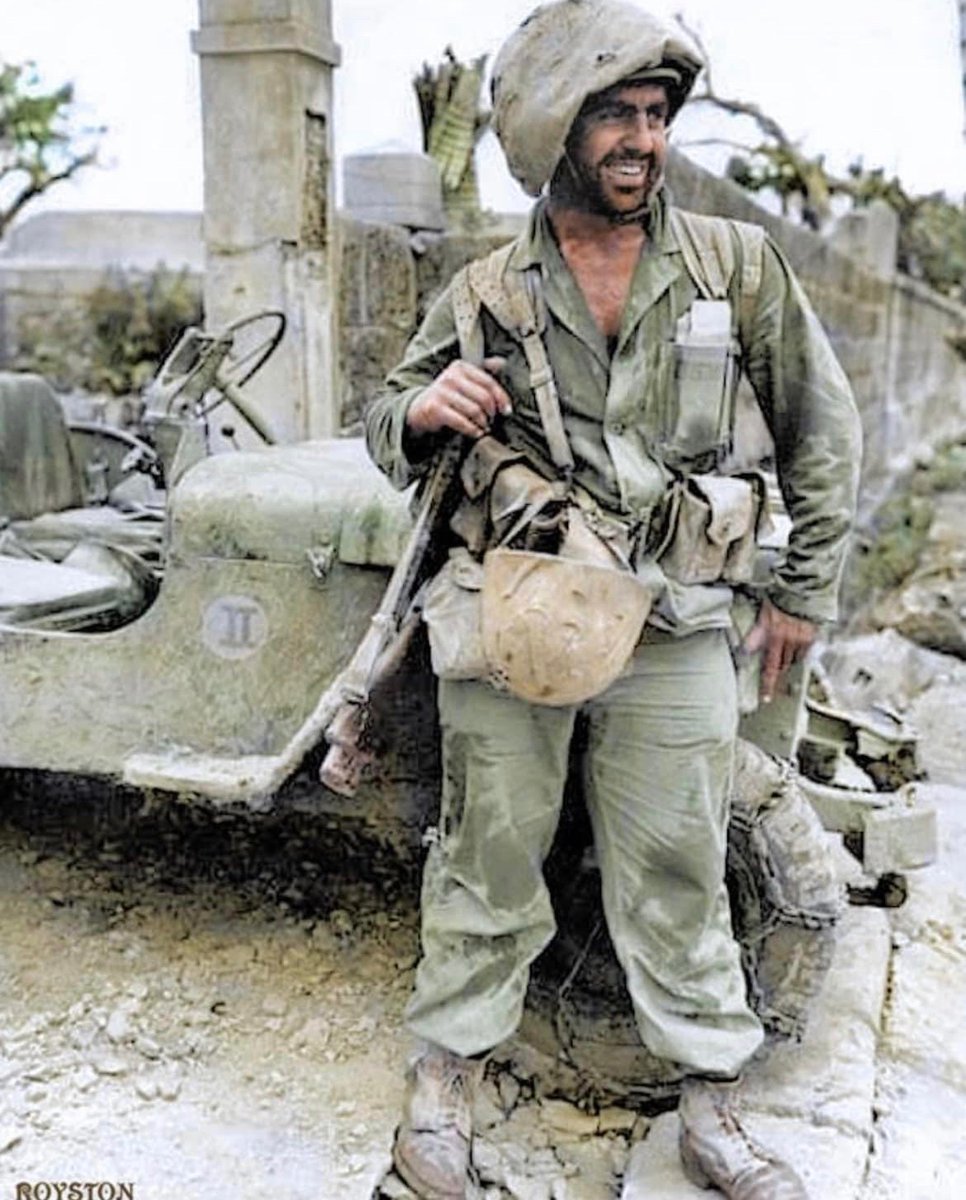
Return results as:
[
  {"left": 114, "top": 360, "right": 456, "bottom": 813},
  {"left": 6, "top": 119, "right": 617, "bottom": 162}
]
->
[
  {"left": 742, "top": 599, "right": 817, "bottom": 704},
  {"left": 407, "top": 357, "right": 512, "bottom": 439}
]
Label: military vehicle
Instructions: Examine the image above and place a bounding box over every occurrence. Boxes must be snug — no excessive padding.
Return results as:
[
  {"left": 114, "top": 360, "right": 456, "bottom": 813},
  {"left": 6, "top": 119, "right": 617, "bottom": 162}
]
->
[{"left": 0, "top": 312, "right": 935, "bottom": 1105}]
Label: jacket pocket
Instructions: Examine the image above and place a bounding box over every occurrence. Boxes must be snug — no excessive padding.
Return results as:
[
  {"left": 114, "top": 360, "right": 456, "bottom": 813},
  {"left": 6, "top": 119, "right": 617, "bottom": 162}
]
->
[{"left": 658, "top": 299, "right": 739, "bottom": 468}]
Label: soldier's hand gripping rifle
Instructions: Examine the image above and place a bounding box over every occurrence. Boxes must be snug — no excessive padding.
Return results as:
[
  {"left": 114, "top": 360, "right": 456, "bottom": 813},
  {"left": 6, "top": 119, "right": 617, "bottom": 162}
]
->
[{"left": 318, "top": 438, "right": 465, "bottom": 797}]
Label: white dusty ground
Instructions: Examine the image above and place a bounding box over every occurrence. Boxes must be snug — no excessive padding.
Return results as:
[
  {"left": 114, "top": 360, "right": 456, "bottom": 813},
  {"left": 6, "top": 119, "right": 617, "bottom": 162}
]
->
[{"left": 0, "top": 637, "right": 964, "bottom": 1200}]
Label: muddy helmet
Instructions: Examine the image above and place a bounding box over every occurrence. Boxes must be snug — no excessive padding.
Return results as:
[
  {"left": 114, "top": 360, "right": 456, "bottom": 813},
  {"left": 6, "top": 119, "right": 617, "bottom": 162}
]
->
[
  {"left": 481, "top": 548, "right": 653, "bottom": 706},
  {"left": 491, "top": 0, "right": 704, "bottom": 197}
]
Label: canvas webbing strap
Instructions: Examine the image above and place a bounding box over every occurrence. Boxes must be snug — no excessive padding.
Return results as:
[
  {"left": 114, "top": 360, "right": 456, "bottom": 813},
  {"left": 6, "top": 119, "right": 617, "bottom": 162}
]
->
[
  {"left": 669, "top": 208, "right": 765, "bottom": 333},
  {"left": 465, "top": 245, "right": 575, "bottom": 477},
  {"left": 451, "top": 267, "right": 485, "bottom": 367},
  {"left": 451, "top": 209, "right": 766, "bottom": 476}
]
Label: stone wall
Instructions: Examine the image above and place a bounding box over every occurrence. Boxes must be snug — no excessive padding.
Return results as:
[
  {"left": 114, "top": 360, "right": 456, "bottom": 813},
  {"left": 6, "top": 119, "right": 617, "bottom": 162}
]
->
[
  {"left": 1, "top": 152, "right": 963, "bottom": 497},
  {"left": 336, "top": 217, "right": 524, "bottom": 430},
  {"left": 337, "top": 219, "right": 417, "bottom": 433}
]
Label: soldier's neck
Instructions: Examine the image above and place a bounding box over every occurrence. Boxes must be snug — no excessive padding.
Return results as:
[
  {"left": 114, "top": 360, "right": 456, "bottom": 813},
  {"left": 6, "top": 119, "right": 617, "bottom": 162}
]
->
[
  {"left": 547, "top": 203, "right": 647, "bottom": 342},
  {"left": 547, "top": 202, "right": 648, "bottom": 255}
]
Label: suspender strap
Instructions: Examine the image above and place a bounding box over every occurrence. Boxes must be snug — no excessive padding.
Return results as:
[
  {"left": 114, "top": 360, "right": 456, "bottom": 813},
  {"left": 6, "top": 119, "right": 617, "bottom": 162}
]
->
[
  {"left": 670, "top": 207, "right": 732, "bottom": 300},
  {"left": 669, "top": 207, "right": 765, "bottom": 333},
  {"left": 455, "top": 207, "right": 768, "bottom": 477},
  {"left": 450, "top": 265, "right": 485, "bottom": 367},
  {"left": 467, "top": 246, "right": 575, "bottom": 477}
]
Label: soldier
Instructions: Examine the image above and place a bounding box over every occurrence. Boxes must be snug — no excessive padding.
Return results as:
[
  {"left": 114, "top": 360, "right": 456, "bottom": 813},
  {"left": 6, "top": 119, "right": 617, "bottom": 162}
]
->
[{"left": 365, "top": 2, "right": 862, "bottom": 1196}]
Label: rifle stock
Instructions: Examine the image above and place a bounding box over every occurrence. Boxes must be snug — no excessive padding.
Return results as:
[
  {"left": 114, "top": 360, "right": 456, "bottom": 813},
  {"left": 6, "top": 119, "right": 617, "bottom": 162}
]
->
[{"left": 319, "top": 439, "right": 464, "bottom": 797}]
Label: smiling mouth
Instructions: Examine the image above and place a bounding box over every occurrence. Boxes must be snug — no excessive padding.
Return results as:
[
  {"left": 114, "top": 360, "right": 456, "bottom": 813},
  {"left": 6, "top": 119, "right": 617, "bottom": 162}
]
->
[{"left": 601, "top": 160, "right": 650, "bottom": 188}]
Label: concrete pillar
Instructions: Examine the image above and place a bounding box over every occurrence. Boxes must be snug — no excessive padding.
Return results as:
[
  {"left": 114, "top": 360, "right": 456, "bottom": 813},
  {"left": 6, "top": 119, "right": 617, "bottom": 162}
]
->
[{"left": 192, "top": 0, "right": 341, "bottom": 446}]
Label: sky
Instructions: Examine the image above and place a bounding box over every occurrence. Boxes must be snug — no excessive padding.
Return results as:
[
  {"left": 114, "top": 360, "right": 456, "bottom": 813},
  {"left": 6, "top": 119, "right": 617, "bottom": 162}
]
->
[{"left": 2, "top": 0, "right": 965, "bottom": 224}]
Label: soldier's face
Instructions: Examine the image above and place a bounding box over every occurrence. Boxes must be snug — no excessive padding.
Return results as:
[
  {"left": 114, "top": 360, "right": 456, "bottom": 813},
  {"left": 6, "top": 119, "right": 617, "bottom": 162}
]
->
[{"left": 565, "top": 82, "right": 670, "bottom": 220}]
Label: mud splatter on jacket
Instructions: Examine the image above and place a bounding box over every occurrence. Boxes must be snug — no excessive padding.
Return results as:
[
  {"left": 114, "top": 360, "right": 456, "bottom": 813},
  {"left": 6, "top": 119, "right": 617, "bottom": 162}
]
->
[{"left": 365, "top": 191, "right": 862, "bottom": 628}]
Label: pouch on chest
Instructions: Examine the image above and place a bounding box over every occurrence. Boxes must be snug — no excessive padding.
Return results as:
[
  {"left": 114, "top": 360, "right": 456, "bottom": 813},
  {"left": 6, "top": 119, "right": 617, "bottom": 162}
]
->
[{"left": 663, "top": 299, "right": 738, "bottom": 467}]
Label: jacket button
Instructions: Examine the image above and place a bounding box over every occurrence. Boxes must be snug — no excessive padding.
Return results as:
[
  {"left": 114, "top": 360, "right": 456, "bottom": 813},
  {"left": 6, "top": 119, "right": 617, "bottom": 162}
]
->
[{"left": 610, "top": 420, "right": 625, "bottom": 435}]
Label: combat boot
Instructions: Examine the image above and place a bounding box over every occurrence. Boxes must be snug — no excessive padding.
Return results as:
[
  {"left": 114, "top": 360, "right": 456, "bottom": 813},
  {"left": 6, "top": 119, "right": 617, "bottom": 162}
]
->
[
  {"left": 678, "top": 1076, "right": 808, "bottom": 1199},
  {"left": 393, "top": 1042, "right": 484, "bottom": 1199}
]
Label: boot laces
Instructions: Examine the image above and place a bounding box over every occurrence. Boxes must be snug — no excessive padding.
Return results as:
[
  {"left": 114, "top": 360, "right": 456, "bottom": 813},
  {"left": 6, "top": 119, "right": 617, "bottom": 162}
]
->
[
  {"left": 436, "top": 1061, "right": 472, "bottom": 1126},
  {"left": 420, "top": 1056, "right": 472, "bottom": 1128}
]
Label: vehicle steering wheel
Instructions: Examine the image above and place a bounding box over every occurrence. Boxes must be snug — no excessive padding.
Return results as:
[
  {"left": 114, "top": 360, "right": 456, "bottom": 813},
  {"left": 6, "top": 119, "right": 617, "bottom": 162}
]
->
[{"left": 146, "top": 310, "right": 286, "bottom": 444}]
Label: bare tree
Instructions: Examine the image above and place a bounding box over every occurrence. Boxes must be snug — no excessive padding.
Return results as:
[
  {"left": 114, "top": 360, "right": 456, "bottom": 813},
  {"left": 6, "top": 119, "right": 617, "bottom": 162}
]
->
[
  {"left": 676, "top": 14, "right": 838, "bottom": 229},
  {"left": 673, "top": 15, "right": 966, "bottom": 299}
]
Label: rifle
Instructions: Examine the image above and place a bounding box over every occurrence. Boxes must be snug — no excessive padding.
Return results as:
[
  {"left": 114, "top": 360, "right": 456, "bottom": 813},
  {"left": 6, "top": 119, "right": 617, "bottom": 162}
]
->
[{"left": 319, "top": 438, "right": 465, "bottom": 796}]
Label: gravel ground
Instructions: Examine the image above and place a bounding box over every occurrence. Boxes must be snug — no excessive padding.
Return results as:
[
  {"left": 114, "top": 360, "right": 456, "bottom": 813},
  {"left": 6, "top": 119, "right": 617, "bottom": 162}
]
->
[{"left": 0, "top": 636, "right": 964, "bottom": 1200}]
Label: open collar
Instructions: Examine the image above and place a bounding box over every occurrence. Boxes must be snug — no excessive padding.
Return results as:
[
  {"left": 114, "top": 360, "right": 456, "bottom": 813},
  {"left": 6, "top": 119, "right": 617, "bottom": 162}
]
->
[{"left": 506, "top": 190, "right": 686, "bottom": 364}]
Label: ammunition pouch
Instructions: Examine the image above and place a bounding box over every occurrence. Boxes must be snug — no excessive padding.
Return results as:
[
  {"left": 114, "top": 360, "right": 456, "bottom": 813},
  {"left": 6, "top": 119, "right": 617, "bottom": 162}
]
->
[{"left": 658, "top": 472, "right": 770, "bottom": 586}]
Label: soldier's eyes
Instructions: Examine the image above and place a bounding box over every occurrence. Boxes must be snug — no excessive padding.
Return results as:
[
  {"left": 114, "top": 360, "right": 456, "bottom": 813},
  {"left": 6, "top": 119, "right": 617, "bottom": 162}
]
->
[{"left": 590, "top": 103, "right": 667, "bottom": 129}]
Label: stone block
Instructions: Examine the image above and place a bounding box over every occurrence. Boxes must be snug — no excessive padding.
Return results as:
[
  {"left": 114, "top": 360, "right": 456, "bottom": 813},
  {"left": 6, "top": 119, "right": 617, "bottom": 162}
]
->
[
  {"left": 738, "top": 905, "right": 890, "bottom": 1138},
  {"left": 338, "top": 219, "right": 417, "bottom": 332},
  {"left": 829, "top": 201, "right": 900, "bottom": 280},
  {"left": 884, "top": 940, "right": 966, "bottom": 1093},
  {"left": 620, "top": 1106, "right": 869, "bottom": 1199},
  {"left": 344, "top": 153, "right": 445, "bottom": 232},
  {"left": 340, "top": 325, "right": 411, "bottom": 430},
  {"left": 863, "top": 802, "right": 938, "bottom": 874},
  {"left": 858, "top": 1065, "right": 966, "bottom": 1200}
]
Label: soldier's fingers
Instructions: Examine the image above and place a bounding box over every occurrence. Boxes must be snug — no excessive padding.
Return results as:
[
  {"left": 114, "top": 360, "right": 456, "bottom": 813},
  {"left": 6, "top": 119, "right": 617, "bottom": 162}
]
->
[
  {"left": 437, "top": 385, "right": 491, "bottom": 434},
  {"left": 458, "top": 362, "right": 514, "bottom": 415},
  {"left": 442, "top": 368, "right": 503, "bottom": 419},
  {"left": 780, "top": 637, "right": 799, "bottom": 679},
  {"left": 760, "top": 637, "right": 784, "bottom": 703},
  {"left": 436, "top": 404, "right": 489, "bottom": 438}
]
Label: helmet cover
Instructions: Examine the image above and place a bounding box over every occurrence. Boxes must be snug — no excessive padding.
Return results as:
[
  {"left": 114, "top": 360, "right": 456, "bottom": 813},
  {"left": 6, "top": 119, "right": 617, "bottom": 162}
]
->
[
  {"left": 482, "top": 548, "right": 653, "bottom": 706},
  {"left": 491, "top": 0, "right": 704, "bottom": 196}
]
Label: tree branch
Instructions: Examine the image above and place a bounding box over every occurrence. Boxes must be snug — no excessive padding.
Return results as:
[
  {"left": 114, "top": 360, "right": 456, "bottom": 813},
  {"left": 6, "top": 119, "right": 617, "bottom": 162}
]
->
[
  {"left": 674, "top": 136, "right": 761, "bottom": 155},
  {"left": 0, "top": 148, "right": 96, "bottom": 235}
]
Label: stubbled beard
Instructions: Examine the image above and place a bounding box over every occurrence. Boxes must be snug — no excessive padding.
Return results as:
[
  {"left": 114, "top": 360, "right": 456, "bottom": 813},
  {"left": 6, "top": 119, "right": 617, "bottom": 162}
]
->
[{"left": 551, "top": 151, "right": 663, "bottom": 225}]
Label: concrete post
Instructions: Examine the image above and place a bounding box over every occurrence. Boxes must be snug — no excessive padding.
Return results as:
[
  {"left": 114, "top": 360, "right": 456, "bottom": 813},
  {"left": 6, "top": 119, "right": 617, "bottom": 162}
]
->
[{"left": 192, "top": 0, "right": 341, "bottom": 446}]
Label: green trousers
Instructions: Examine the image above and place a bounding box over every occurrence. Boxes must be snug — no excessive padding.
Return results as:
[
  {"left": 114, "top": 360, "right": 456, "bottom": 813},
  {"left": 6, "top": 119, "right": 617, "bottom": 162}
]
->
[{"left": 406, "top": 628, "right": 764, "bottom": 1076}]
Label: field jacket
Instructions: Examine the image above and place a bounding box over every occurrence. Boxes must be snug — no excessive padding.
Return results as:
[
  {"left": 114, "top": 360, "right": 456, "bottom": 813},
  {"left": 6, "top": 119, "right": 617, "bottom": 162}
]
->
[{"left": 364, "top": 190, "right": 862, "bottom": 630}]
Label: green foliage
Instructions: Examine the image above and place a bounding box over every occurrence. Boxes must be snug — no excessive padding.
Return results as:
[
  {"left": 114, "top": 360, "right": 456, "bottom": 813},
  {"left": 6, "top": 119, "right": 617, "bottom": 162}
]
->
[
  {"left": 413, "top": 48, "right": 489, "bottom": 223},
  {"left": 897, "top": 195, "right": 966, "bottom": 305},
  {"left": 908, "top": 442, "right": 966, "bottom": 497},
  {"left": 726, "top": 145, "right": 832, "bottom": 230},
  {"left": 849, "top": 492, "right": 935, "bottom": 596},
  {"left": 14, "top": 265, "right": 203, "bottom": 396},
  {"left": 724, "top": 145, "right": 966, "bottom": 302},
  {"left": 1, "top": 60, "right": 101, "bottom": 236},
  {"left": 681, "top": 12, "right": 966, "bottom": 300},
  {"left": 845, "top": 439, "right": 966, "bottom": 605}
]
